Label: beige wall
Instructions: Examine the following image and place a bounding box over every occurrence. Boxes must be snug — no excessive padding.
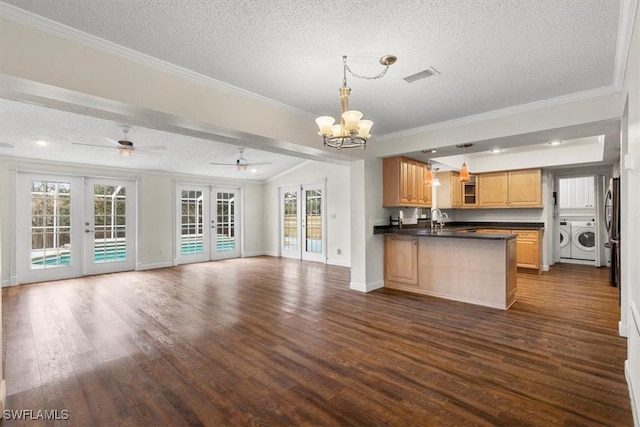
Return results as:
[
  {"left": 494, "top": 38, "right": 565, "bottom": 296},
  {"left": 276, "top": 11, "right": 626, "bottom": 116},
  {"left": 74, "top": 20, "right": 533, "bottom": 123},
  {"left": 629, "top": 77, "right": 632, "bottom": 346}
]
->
[{"left": 263, "top": 160, "right": 351, "bottom": 266}]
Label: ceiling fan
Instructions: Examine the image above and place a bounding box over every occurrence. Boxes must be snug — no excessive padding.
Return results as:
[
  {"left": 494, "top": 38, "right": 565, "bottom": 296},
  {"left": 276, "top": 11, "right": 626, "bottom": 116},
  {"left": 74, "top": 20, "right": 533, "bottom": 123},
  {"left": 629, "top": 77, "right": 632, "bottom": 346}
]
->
[
  {"left": 210, "top": 148, "right": 273, "bottom": 170},
  {"left": 72, "top": 125, "right": 167, "bottom": 157}
]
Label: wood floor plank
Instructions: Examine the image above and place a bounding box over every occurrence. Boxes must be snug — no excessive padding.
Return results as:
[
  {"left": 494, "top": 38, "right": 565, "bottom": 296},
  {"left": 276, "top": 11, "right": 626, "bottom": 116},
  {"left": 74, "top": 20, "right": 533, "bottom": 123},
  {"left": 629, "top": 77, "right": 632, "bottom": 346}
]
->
[{"left": 2, "top": 258, "right": 632, "bottom": 426}]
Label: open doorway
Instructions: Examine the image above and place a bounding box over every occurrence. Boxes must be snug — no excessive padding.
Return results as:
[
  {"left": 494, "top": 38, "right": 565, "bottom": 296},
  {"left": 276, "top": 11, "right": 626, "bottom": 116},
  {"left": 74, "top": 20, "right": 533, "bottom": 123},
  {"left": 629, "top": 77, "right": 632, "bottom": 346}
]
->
[{"left": 556, "top": 175, "right": 607, "bottom": 267}]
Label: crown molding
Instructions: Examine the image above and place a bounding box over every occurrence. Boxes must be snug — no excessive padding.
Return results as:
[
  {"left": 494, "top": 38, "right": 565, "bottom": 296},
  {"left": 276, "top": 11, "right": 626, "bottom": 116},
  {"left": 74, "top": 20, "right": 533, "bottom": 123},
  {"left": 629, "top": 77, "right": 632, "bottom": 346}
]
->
[
  {"left": 613, "top": 0, "right": 639, "bottom": 92},
  {"left": 0, "top": 3, "right": 313, "bottom": 119},
  {"left": 376, "top": 85, "right": 616, "bottom": 142}
]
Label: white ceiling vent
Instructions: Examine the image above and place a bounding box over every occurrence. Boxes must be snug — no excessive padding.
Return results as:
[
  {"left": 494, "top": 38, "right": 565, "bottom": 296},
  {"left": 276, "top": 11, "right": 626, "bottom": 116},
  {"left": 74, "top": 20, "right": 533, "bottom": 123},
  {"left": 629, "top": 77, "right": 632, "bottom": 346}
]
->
[{"left": 403, "top": 67, "right": 441, "bottom": 83}]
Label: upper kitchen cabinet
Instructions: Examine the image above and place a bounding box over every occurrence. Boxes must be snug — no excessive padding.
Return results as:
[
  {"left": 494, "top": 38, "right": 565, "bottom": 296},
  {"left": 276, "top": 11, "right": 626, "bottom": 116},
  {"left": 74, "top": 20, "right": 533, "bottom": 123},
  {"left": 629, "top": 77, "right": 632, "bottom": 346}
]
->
[
  {"left": 478, "top": 172, "right": 509, "bottom": 207},
  {"left": 559, "top": 176, "right": 595, "bottom": 209},
  {"left": 478, "top": 169, "right": 542, "bottom": 208},
  {"left": 462, "top": 175, "right": 477, "bottom": 207},
  {"left": 437, "top": 171, "right": 462, "bottom": 209},
  {"left": 508, "top": 169, "right": 542, "bottom": 207},
  {"left": 383, "top": 157, "right": 430, "bottom": 208}
]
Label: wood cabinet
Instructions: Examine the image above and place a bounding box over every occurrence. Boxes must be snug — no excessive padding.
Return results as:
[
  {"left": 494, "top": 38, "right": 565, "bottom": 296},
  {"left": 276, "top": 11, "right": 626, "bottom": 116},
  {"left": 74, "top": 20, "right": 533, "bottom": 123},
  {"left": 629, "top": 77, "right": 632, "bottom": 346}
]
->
[
  {"left": 508, "top": 169, "right": 542, "bottom": 207},
  {"left": 436, "top": 171, "right": 462, "bottom": 208},
  {"left": 512, "top": 229, "right": 542, "bottom": 272},
  {"left": 478, "top": 172, "right": 509, "bottom": 207},
  {"left": 474, "top": 228, "right": 543, "bottom": 272},
  {"left": 384, "top": 235, "right": 418, "bottom": 286},
  {"left": 478, "top": 169, "right": 542, "bottom": 208},
  {"left": 462, "top": 175, "right": 477, "bottom": 207},
  {"left": 383, "top": 156, "right": 430, "bottom": 207}
]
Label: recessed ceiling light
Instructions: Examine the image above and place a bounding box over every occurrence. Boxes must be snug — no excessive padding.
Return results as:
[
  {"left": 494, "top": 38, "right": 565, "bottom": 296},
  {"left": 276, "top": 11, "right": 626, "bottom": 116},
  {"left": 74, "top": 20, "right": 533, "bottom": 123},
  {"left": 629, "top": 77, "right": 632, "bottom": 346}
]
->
[
  {"left": 548, "top": 140, "right": 561, "bottom": 146},
  {"left": 490, "top": 148, "right": 502, "bottom": 153},
  {"left": 35, "top": 139, "right": 49, "bottom": 146},
  {"left": 251, "top": 169, "right": 257, "bottom": 173}
]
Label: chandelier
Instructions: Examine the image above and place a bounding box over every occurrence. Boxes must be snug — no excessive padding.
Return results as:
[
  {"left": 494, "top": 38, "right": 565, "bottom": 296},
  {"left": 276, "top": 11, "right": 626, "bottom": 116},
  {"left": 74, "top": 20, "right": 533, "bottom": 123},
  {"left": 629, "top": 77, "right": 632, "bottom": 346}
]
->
[{"left": 316, "top": 54, "right": 397, "bottom": 151}]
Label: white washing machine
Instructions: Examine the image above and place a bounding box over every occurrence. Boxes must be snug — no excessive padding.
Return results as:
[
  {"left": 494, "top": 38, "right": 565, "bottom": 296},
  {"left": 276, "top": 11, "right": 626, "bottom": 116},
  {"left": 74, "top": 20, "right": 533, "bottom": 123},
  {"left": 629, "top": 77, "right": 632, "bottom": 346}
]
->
[
  {"left": 559, "top": 220, "right": 571, "bottom": 259},
  {"left": 571, "top": 220, "right": 596, "bottom": 261}
]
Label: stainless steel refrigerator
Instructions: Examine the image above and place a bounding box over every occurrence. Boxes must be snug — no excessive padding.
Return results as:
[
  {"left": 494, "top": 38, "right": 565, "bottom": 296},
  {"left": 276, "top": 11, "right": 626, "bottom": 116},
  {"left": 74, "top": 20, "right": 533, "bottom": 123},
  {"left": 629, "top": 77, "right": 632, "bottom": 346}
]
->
[{"left": 605, "top": 177, "right": 621, "bottom": 289}]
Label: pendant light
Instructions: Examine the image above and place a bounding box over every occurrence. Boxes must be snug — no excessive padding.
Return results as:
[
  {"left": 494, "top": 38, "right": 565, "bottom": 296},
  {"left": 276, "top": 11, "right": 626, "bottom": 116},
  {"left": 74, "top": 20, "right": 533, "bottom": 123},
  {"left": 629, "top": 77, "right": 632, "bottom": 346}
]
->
[
  {"left": 431, "top": 168, "right": 441, "bottom": 187},
  {"left": 425, "top": 162, "right": 433, "bottom": 185},
  {"left": 457, "top": 143, "right": 473, "bottom": 183}
]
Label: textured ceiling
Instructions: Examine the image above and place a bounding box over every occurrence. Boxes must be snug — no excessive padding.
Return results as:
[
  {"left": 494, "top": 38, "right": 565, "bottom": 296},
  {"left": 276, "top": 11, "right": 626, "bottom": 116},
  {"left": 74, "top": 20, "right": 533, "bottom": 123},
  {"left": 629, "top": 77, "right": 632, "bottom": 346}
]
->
[{"left": 0, "top": 0, "right": 625, "bottom": 174}]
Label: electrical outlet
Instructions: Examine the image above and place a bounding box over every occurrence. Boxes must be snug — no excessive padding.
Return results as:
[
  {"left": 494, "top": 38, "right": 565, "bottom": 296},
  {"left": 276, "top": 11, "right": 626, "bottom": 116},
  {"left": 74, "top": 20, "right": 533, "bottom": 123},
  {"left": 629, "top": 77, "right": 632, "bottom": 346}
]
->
[{"left": 336, "top": 248, "right": 341, "bottom": 255}]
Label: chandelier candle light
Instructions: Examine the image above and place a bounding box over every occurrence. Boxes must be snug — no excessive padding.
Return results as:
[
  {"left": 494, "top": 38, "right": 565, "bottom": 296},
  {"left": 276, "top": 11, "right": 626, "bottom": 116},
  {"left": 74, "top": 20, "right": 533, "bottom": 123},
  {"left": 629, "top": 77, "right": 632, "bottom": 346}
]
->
[{"left": 316, "top": 55, "right": 397, "bottom": 151}]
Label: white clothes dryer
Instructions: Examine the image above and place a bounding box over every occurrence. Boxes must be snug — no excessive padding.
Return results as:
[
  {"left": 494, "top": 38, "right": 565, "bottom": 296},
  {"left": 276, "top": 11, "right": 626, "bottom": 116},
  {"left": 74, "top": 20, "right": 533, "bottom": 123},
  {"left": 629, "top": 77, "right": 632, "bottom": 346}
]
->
[
  {"left": 571, "top": 220, "right": 596, "bottom": 261},
  {"left": 559, "top": 220, "right": 571, "bottom": 259}
]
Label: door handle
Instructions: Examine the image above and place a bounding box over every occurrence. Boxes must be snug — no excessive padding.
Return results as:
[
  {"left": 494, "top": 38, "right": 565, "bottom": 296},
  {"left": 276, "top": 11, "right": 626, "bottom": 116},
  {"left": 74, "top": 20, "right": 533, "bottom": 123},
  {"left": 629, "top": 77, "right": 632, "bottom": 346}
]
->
[{"left": 85, "top": 229, "right": 94, "bottom": 233}]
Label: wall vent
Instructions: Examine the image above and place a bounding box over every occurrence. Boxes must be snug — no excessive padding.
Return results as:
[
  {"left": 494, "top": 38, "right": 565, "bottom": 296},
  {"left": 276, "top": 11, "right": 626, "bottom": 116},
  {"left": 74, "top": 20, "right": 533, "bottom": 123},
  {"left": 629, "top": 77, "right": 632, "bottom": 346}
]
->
[{"left": 403, "top": 66, "right": 441, "bottom": 83}]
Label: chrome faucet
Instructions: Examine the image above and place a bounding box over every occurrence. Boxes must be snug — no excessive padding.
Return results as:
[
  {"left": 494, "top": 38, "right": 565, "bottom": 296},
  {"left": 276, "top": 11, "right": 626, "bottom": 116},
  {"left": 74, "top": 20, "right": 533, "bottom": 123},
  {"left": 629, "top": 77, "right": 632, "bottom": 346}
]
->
[{"left": 431, "top": 209, "right": 448, "bottom": 229}]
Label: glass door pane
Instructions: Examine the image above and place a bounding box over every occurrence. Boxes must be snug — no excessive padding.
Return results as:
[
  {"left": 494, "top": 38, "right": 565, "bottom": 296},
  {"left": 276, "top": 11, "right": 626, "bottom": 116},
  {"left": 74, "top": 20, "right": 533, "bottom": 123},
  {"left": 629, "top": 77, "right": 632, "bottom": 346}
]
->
[
  {"left": 176, "top": 185, "right": 210, "bottom": 264},
  {"left": 304, "top": 189, "right": 322, "bottom": 254},
  {"left": 84, "top": 178, "right": 135, "bottom": 275},
  {"left": 17, "top": 174, "right": 83, "bottom": 284},
  {"left": 212, "top": 189, "right": 241, "bottom": 260},
  {"left": 280, "top": 186, "right": 300, "bottom": 259},
  {"left": 29, "top": 179, "right": 72, "bottom": 269}
]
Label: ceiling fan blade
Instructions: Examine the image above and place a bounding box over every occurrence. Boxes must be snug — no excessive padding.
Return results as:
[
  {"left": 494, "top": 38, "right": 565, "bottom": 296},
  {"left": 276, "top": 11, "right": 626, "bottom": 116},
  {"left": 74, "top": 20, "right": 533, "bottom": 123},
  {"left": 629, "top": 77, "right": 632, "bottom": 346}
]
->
[
  {"left": 103, "top": 137, "right": 121, "bottom": 146},
  {"left": 135, "top": 145, "right": 167, "bottom": 151},
  {"left": 209, "top": 162, "right": 236, "bottom": 166},
  {"left": 72, "top": 142, "right": 116, "bottom": 149},
  {"left": 248, "top": 162, "right": 273, "bottom": 166}
]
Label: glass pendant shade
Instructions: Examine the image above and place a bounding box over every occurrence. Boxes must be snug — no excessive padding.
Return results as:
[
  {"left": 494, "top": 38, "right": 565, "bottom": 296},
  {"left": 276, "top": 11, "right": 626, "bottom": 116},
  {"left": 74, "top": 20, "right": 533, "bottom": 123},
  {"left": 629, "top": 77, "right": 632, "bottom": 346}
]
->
[
  {"left": 425, "top": 166, "right": 433, "bottom": 185},
  {"left": 331, "top": 124, "right": 343, "bottom": 137},
  {"left": 316, "top": 116, "right": 335, "bottom": 135},
  {"left": 431, "top": 169, "right": 441, "bottom": 187},
  {"left": 459, "top": 162, "right": 470, "bottom": 183},
  {"left": 342, "top": 110, "right": 363, "bottom": 131},
  {"left": 357, "top": 120, "right": 374, "bottom": 138},
  {"left": 118, "top": 148, "right": 133, "bottom": 157}
]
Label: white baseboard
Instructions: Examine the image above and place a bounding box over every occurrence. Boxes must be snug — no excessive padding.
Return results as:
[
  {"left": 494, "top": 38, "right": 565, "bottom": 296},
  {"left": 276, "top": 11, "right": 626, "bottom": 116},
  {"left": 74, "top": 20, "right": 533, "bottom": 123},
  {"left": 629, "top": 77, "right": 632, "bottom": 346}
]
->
[
  {"left": 242, "top": 251, "right": 267, "bottom": 258},
  {"left": 1, "top": 276, "right": 18, "bottom": 288},
  {"left": 263, "top": 251, "right": 279, "bottom": 257},
  {"left": 350, "top": 280, "right": 384, "bottom": 293},
  {"left": 626, "top": 360, "right": 639, "bottom": 427},
  {"left": 136, "top": 261, "right": 174, "bottom": 271},
  {"left": 327, "top": 258, "right": 350, "bottom": 268},
  {"left": 543, "top": 264, "right": 550, "bottom": 272},
  {"left": 621, "top": 320, "right": 630, "bottom": 338}
]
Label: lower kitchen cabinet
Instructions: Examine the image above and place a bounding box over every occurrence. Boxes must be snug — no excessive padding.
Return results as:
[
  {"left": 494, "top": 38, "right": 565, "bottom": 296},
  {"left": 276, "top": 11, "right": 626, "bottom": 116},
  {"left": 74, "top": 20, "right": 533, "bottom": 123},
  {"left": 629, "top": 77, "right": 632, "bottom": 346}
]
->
[
  {"left": 476, "top": 228, "right": 543, "bottom": 272},
  {"left": 513, "top": 230, "right": 542, "bottom": 272},
  {"left": 384, "top": 235, "right": 418, "bottom": 286}
]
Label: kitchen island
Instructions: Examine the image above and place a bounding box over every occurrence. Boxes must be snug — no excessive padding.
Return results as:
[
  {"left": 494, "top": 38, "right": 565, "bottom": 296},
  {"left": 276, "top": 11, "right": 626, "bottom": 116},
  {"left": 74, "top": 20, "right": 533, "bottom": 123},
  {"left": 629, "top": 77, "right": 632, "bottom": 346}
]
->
[{"left": 374, "top": 225, "right": 518, "bottom": 309}]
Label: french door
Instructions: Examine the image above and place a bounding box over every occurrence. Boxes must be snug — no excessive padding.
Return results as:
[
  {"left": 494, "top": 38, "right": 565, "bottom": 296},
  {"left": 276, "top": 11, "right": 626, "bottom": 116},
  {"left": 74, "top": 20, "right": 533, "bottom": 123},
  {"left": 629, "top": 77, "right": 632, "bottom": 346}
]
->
[
  {"left": 176, "top": 185, "right": 241, "bottom": 264},
  {"left": 16, "top": 173, "right": 136, "bottom": 284},
  {"left": 280, "top": 183, "right": 325, "bottom": 263},
  {"left": 83, "top": 178, "right": 136, "bottom": 275}
]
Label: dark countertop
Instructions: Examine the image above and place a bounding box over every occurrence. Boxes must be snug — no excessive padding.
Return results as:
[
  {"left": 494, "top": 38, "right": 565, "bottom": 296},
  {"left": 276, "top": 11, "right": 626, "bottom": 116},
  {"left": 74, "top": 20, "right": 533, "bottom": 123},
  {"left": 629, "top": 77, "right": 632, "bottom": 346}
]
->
[{"left": 373, "top": 221, "right": 544, "bottom": 240}]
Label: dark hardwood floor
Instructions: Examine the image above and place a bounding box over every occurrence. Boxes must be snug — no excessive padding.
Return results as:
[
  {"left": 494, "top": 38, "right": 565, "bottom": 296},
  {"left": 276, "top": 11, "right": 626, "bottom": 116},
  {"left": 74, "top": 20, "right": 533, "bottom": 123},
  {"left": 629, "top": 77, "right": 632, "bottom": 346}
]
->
[{"left": 2, "top": 258, "right": 631, "bottom": 426}]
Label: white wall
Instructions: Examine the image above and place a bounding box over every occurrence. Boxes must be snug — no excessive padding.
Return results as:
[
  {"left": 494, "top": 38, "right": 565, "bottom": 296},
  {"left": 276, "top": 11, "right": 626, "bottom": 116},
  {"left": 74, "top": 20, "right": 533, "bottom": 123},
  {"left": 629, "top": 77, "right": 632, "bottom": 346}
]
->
[
  {"left": 262, "top": 160, "right": 351, "bottom": 267},
  {"left": 622, "top": 3, "right": 640, "bottom": 423},
  {"left": 0, "top": 157, "right": 265, "bottom": 284}
]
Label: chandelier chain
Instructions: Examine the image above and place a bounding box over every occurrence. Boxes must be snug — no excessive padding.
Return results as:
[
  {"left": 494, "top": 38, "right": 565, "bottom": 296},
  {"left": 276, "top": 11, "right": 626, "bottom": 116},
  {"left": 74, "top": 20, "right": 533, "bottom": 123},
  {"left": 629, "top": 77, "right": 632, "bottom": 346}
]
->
[{"left": 345, "top": 64, "right": 390, "bottom": 81}]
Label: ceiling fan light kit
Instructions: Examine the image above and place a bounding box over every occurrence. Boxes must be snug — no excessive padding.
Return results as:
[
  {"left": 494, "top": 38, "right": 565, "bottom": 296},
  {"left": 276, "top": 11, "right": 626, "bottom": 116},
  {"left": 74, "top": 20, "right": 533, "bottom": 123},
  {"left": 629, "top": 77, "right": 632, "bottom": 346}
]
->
[
  {"left": 210, "top": 148, "right": 273, "bottom": 171},
  {"left": 316, "top": 54, "right": 396, "bottom": 152},
  {"left": 71, "top": 125, "right": 166, "bottom": 157}
]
